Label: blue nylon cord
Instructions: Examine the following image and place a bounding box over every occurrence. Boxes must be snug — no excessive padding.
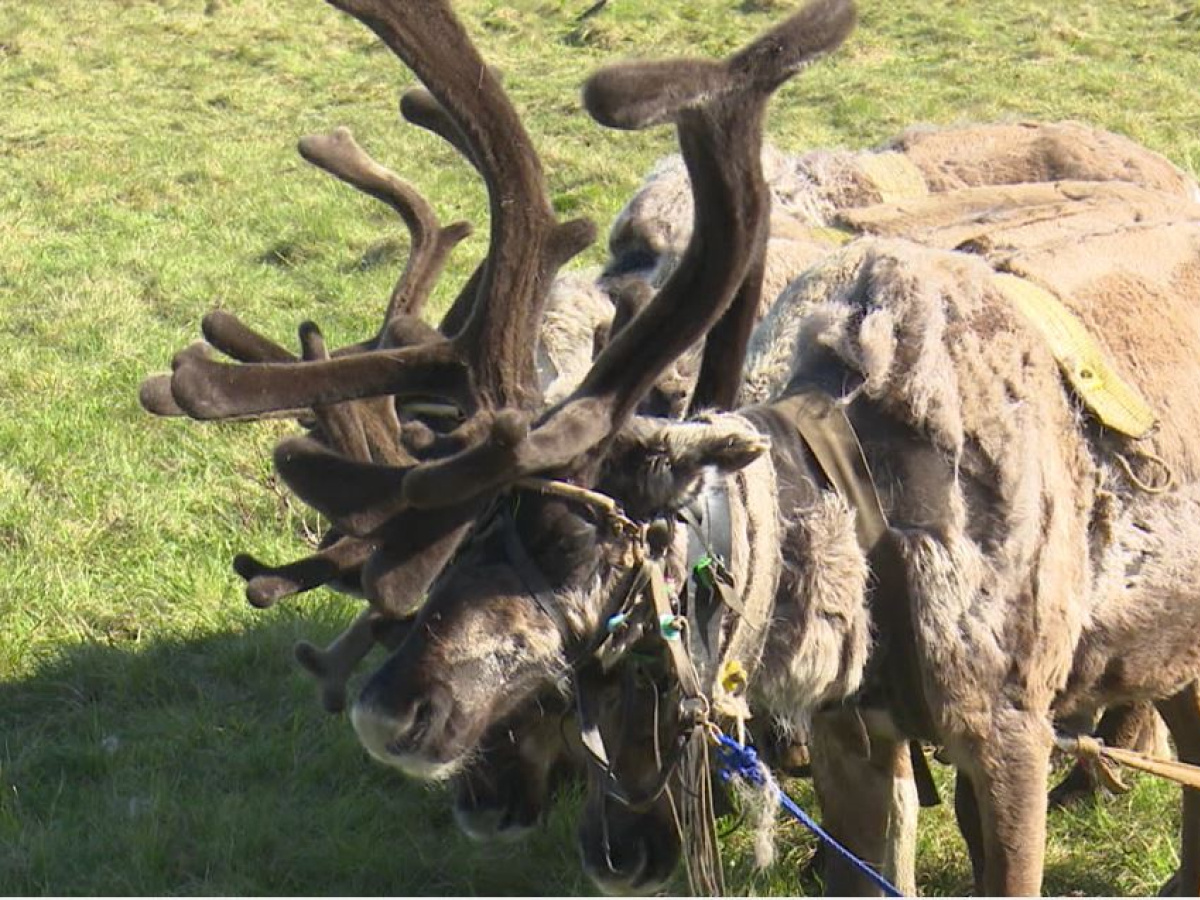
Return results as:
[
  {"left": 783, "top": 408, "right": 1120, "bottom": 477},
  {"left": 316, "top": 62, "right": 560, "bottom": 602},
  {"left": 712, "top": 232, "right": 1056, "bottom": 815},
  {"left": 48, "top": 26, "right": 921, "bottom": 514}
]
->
[{"left": 712, "top": 731, "right": 904, "bottom": 897}]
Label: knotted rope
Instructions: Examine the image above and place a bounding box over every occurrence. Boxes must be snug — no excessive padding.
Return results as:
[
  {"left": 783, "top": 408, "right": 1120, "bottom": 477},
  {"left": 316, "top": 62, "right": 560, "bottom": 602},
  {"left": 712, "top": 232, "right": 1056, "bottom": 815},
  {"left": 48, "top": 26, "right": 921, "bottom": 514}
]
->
[
  {"left": 712, "top": 730, "right": 904, "bottom": 897},
  {"left": 1055, "top": 732, "right": 1200, "bottom": 791}
]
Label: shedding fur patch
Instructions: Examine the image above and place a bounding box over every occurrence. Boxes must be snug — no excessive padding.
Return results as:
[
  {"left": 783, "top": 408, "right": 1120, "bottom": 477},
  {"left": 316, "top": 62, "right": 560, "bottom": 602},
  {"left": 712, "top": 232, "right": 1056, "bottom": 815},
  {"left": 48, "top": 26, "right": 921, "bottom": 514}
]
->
[
  {"left": 537, "top": 269, "right": 614, "bottom": 403},
  {"left": 755, "top": 491, "right": 872, "bottom": 725}
]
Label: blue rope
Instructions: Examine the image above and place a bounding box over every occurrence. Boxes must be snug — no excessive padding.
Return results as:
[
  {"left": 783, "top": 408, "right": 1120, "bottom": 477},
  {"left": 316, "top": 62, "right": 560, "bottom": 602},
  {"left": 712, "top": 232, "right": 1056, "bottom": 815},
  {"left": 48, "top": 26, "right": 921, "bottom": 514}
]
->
[{"left": 712, "top": 731, "right": 904, "bottom": 897}]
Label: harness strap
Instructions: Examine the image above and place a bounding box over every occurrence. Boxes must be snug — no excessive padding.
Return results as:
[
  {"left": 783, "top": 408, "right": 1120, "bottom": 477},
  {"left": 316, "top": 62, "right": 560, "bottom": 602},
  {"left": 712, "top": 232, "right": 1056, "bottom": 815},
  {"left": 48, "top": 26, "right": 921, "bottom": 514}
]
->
[
  {"left": 908, "top": 742, "right": 941, "bottom": 808},
  {"left": 500, "top": 508, "right": 575, "bottom": 641},
  {"left": 773, "top": 384, "right": 889, "bottom": 554},
  {"left": 680, "top": 486, "right": 736, "bottom": 694},
  {"left": 770, "top": 383, "right": 942, "bottom": 804},
  {"left": 647, "top": 560, "right": 706, "bottom": 708}
]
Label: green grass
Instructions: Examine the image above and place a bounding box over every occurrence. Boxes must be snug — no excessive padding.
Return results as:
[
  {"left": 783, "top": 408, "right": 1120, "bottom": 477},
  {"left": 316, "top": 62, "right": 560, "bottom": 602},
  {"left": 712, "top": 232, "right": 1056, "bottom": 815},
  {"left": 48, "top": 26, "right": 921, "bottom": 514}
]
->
[{"left": 1, "top": 0, "right": 1198, "bottom": 893}]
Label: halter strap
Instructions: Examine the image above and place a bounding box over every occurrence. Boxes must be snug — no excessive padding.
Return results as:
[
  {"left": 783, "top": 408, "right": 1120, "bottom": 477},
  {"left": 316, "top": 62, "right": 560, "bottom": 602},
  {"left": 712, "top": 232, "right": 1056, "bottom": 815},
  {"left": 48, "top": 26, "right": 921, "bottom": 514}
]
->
[
  {"left": 499, "top": 506, "right": 576, "bottom": 640},
  {"left": 768, "top": 381, "right": 942, "bottom": 805}
]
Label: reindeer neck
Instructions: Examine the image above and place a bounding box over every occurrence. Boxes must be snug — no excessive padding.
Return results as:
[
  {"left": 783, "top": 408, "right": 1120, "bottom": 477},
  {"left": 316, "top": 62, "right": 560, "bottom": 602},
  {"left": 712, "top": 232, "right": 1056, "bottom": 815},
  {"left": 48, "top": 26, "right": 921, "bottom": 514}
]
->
[
  {"left": 743, "top": 388, "right": 945, "bottom": 742},
  {"left": 666, "top": 438, "right": 784, "bottom": 701}
]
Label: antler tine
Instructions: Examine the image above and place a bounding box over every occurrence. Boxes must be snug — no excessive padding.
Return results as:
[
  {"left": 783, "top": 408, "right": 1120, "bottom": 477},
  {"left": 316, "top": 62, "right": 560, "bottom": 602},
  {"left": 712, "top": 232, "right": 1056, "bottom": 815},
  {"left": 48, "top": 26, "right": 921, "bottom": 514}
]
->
[
  {"left": 399, "top": 87, "right": 487, "bottom": 340},
  {"left": 203, "top": 310, "right": 296, "bottom": 363},
  {"left": 358, "top": 501, "right": 481, "bottom": 613},
  {"left": 323, "top": 0, "right": 595, "bottom": 410},
  {"left": 396, "top": 0, "right": 858, "bottom": 503},
  {"left": 298, "top": 127, "right": 472, "bottom": 323},
  {"left": 139, "top": 374, "right": 185, "bottom": 416},
  {"left": 400, "top": 87, "right": 479, "bottom": 172},
  {"left": 233, "top": 534, "right": 376, "bottom": 608},
  {"left": 298, "top": 321, "right": 376, "bottom": 462},
  {"left": 688, "top": 253, "right": 767, "bottom": 413},
  {"left": 138, "top": 310, "right": 296, "bottom": 417},
  {"left": 294, "top": 608, "right": 380, "bottom": 713},
  {"left": 680, "top": 0, "right": 859, "bottom": 415},
  {"left": 584, "top": 0, "right": 856, "bottom": 130},
  {"left": 167, "top": 337, "right": 469, "bottom": 419}
]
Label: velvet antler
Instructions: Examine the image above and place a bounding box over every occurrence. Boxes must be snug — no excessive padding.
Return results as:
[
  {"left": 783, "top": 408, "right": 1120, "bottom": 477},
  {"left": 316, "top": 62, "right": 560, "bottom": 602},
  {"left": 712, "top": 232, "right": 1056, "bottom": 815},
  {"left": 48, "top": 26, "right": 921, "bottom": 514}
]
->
[
  {"left": 234, "top": 534, "right": 375, "bottom": 609},
  {"left": 298, "top": 127, "right": 472, "bottom": 326},
  {"left": 294, "top": 609, "right": 382, "bottom": 713},
  {"left": 175, "top": 0, "right": 600, "bottom": 616},
  {"left": 165, "top": 0, "right": 596, "bottom": 422},
  {"left": 283, "top": 0, "right": 857, "bottom": 509}
]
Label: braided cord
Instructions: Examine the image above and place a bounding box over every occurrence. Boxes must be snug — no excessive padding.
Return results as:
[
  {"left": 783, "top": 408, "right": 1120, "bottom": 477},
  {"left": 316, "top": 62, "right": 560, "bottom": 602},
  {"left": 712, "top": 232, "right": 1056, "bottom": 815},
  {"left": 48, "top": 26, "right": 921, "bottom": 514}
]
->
[{"left": 712, "top": 731, "right": 904, "bottom": 897}]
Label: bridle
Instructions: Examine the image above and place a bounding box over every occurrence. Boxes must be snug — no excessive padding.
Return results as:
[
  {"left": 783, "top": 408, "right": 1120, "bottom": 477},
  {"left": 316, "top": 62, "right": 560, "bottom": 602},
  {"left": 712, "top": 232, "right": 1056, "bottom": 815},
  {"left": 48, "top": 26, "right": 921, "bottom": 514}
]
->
[{"left": 496, "top": 476, "right": 742, "bottom": 811}]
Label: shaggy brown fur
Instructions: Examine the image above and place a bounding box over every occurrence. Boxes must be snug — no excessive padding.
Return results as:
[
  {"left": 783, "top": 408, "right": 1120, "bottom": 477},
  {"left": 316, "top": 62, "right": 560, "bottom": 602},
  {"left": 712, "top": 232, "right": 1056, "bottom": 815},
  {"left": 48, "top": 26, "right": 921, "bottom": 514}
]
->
[
  {"left": 604, "top": 120, "right": 1199, "bottom": 311},
  {"left": 736, "top": 182, "right": 1200, "bottom": 891},
  {"left": 890, "top": 119, "right": 1200, "bottom": 199}
]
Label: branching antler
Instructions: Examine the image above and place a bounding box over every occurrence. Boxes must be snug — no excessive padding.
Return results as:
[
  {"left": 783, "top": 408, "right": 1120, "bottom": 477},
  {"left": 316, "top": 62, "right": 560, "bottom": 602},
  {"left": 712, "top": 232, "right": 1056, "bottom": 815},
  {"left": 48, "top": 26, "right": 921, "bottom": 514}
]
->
[
  {"left": 298, "top": 127, "right": 473, "bottom": 326},
  {"left": 277, "top": 0, "right": 857, "bottom": 514},
  {"left": 265, "top": 0, "right": 857, "bottom": 554},
  {"left": 163, "top": 0, "right": 596, "bottom": 422},
  {"left": 141, "top": 0, "right": 598, "bottom": 614},
  {"left": 139, "top": 0, "right": 855, "bottom": 713}
]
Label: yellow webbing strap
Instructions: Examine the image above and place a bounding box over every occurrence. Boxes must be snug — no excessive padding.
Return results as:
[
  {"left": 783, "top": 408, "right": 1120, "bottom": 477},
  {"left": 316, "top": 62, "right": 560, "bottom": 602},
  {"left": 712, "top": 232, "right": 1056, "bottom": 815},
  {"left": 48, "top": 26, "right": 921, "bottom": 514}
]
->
[
  {"left": 855, "top": 152, "right": 929, "bottom": 203},
  {"left": 992, "top": 272, "right": 1158, "bottom": 439},
  {"left": 805, "top": 224, "right": 857, "bottom": 246}
]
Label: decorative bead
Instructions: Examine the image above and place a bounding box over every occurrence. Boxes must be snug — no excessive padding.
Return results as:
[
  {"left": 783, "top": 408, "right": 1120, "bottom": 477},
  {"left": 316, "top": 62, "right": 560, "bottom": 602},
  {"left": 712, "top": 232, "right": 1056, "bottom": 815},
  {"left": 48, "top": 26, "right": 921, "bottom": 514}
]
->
[{"left": 658, "top": 613, "right": 685, "bottom": 640}]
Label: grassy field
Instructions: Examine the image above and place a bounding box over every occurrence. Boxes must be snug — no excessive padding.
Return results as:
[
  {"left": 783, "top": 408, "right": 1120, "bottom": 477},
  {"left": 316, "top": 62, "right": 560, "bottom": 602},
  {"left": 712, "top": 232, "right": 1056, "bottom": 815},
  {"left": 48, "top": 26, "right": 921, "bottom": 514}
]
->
[{"left": 2, "top": 0, "right": 1199, "bottom": 894}]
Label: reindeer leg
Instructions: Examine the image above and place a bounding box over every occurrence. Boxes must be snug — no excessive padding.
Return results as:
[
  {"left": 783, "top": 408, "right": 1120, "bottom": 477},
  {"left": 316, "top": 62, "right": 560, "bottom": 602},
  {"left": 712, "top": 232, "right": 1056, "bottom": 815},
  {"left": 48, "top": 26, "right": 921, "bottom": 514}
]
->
[
  {"left": 954, "top": 770, "right": 987, "bottom": 893},
  {"left": 809, "top": 708, "right": 918, "bottom": 897},
  {"left": 1155, "top": 682, "right": 1200, "bottom": 895},
  {"left": 950, "top": 710, "right": 1052, "bottom": 896},
  {"left": 875, "top": 740, "right": 920, "bottom": 897}
]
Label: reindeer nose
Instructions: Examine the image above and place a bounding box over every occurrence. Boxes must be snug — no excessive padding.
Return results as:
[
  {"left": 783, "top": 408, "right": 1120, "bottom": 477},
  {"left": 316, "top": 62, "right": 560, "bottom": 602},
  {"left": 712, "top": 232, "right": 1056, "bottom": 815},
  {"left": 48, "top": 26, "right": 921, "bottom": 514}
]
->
[
  {"left": 582, "top": 832, "right": 652, "bottom": 896},
  {"left": 350, "top": 678, "right": 464, "bottom": 781},
  {"left": 350, "top": 698, "right": 415, "bottom": 766}
]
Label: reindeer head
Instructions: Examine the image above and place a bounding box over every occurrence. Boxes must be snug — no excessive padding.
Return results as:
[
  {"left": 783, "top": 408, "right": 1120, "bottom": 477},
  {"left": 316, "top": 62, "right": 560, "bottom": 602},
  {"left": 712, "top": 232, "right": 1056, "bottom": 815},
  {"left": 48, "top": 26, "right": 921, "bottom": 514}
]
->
[
  {"left": 145, "top": 0, "right": 855, "bottom": 782},
  {"left": 447, "top": 671, "right": 684, "bottom": 895},
  {"left": 321, "top": 0, "right": 851, "bottom": 777}
]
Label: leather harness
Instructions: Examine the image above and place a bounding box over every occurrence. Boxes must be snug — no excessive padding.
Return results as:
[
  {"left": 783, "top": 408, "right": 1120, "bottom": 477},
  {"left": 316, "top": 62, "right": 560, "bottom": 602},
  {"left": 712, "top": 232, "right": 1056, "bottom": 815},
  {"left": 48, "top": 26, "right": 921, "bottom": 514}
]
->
[
  {"left": 501, "top": 378, "right": 943, "bottom": 809},
  {"left": 764, "top": 382, "right": 941, "bottom": 807}
]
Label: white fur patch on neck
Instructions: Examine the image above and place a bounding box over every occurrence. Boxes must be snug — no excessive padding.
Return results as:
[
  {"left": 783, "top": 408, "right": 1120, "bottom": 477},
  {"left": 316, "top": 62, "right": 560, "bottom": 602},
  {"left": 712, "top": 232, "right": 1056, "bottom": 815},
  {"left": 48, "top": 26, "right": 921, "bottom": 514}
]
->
[{"left": 755, "top": 490, "right": 872, "bottom": 725}]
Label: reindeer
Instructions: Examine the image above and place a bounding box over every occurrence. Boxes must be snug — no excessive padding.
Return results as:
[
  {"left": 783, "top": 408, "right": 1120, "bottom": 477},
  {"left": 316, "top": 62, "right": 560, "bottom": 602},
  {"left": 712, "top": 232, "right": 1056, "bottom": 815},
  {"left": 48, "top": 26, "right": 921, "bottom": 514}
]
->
[{"left": 143, "top": 0, "right": 1200, "bottom": 893}]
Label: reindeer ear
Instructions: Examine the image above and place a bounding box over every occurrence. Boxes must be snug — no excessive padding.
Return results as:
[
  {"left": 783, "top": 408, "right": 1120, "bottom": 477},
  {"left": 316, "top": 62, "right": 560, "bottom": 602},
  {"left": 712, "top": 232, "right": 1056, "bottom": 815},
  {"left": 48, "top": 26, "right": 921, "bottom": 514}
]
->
[
  {"left": 660, "top": 415, "right": 770, "bottom": 475},
  {"left": 603, "top": 416, "right": 768, "bottom": 518}
]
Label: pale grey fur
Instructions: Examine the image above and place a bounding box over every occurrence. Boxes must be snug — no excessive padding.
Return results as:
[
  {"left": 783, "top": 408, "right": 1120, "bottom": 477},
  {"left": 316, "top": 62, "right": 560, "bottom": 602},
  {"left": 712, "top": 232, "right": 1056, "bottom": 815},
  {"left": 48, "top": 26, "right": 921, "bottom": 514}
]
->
[{"left": 536, "top": 269, "right": 613, "bottom": 403}]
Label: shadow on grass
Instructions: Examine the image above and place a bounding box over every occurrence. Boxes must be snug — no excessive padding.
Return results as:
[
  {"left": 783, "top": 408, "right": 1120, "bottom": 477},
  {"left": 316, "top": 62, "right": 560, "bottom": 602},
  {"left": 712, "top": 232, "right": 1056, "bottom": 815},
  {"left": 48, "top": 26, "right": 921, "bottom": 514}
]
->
[
  {"left": 0, "top": 619, "right": 590, "bottom": 895},
  {"left": 2, "top": 620, "right": 1180, "bottom": 896}
]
